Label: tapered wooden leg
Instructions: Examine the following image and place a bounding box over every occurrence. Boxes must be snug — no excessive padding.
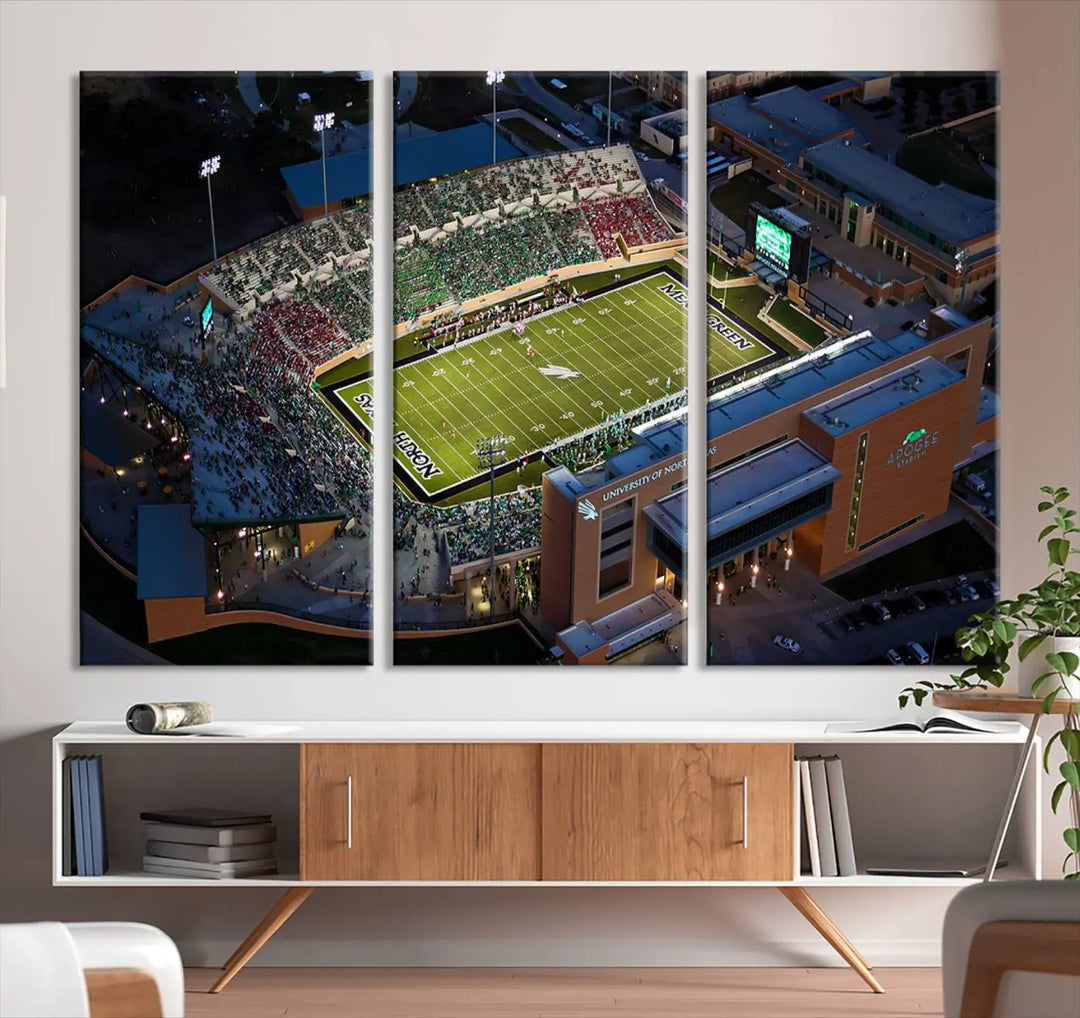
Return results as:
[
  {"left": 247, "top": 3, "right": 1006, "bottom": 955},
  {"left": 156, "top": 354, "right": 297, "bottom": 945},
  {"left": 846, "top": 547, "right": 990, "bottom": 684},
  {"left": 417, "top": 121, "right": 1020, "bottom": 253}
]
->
[
  {"left": 778, "top": 886, "right": 885, "bottom": 994},
  {"left": 209, "top": 886, "right": 314, "bottom": 993}
]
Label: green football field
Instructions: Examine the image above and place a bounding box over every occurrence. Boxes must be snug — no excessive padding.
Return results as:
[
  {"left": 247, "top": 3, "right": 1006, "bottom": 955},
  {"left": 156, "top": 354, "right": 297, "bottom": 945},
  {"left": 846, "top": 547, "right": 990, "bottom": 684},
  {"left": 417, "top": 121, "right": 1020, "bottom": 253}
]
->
[{"left": 325, "top": 271, "right": 779, "bottom": 500}]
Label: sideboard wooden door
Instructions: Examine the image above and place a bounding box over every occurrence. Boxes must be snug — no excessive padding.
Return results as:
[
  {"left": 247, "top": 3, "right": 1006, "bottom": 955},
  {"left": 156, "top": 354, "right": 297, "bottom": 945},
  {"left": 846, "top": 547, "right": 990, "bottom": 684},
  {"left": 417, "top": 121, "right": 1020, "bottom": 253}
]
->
[
  {"left": 541, "top": 743, "right": 794, "bottom": 881},
  {"left": 300, "top": 743, "right": 541, "bottom": 880}
]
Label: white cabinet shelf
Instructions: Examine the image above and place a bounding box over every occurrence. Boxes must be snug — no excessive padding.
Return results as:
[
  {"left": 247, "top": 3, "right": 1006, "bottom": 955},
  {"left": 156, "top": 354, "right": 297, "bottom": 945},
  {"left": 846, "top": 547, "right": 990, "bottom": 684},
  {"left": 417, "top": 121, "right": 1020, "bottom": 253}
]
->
[{"left": 52, "top": 722, "right": 1039, "bottom": 888}]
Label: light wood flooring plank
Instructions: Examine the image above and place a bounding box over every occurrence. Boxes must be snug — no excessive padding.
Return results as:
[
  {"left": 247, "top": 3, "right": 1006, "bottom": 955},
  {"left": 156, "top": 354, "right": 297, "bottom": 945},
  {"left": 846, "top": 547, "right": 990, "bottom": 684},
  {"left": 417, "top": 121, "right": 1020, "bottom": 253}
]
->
[{"left": 184, "top": 967, "right": 943, "bottom": 1018}]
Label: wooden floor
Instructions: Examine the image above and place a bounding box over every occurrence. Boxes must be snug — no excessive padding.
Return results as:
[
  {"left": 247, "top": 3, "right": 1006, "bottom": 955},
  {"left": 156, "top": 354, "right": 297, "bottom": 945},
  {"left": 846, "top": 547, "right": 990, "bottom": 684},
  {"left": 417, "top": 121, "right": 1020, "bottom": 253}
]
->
[{"left": 183, "top": 967, "right": 944, "bottom": 1017}]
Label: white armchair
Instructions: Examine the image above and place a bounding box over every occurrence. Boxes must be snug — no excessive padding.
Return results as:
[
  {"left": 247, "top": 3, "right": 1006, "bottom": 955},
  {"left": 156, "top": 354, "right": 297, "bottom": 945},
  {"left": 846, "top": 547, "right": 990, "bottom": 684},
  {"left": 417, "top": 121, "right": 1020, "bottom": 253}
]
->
[
  {"left": 942, "top": 880, "right": 1080, "bottom": 1018},
  {"left": 0, "top": 922, "right": 183, "bottom": 1018}
]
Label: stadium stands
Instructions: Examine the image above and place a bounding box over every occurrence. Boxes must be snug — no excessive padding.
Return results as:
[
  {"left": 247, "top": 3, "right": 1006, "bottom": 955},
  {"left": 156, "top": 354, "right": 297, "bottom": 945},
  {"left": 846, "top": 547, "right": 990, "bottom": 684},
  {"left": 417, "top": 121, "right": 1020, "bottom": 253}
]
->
[
  {"left": 393, "top": 488, "right": 543, "bottom": 568},
  {"left": 395, "top": 145, "right": 646, "bottom": 232},
  {"left": 205, "top": 202, "right": 372, "bottom": 311},
  {"left": 390, "top": 144, "right": 676, "bottom": 322},
  {"left": 81, "top": 329, "right": 343, "bottom": 523}
]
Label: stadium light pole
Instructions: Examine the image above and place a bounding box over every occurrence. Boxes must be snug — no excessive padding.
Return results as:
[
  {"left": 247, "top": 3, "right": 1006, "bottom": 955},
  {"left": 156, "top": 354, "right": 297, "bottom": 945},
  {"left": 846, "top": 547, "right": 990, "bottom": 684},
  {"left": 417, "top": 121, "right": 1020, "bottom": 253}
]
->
[
  {"left": 314, "top": 112, "right": 336, "bottom": 218},
  {"left": 476, "top": 435, "right": 507, "bottom": 617},
  {"left": 199, "top": 155, "right": 221, "bottom": 263},
  {"left": 486, "top": 70, "right": 505, "bottom": 165}
]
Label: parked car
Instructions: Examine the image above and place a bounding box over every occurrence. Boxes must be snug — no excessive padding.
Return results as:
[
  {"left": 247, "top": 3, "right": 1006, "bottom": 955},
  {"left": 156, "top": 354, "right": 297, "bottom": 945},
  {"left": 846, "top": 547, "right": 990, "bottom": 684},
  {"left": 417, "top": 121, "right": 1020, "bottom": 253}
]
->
[
  {"left": 906, "top": 641, "right": 931, "bottom": 665},
  {"left": 943, "top": 587, "right": 958, "bottom": 605},
  {"left": 886, "top": 648, "right": 904, "bottom": 666},
  {"left": 837, "top": 614, "right": 855, "bottom": 634},
  {"left": 870, "top": 601, "right": 892, "bottom": 623},
  {"left": 773, "top": 634, "right": 801, "bottom": 654},
  {"left": 982, "top": 578, "right": 1000, "bottom": 597},
  {"left": 910, "top": 593, "right": 927, "bottom": 612}
]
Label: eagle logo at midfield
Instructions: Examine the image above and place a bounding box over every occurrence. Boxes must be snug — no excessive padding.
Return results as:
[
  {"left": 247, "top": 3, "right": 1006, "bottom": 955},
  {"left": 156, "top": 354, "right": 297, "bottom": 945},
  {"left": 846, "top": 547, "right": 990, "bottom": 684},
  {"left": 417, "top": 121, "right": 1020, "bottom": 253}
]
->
[{"left": 538, "top": 364, "right": 581, "bottom": 379}]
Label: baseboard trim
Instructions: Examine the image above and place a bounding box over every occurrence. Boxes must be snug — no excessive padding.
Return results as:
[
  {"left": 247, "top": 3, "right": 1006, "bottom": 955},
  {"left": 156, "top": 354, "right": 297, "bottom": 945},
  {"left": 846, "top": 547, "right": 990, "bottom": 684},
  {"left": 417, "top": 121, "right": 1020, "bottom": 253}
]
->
[{"left": 177, "top": 937, "right": 942, "bottom": 970}]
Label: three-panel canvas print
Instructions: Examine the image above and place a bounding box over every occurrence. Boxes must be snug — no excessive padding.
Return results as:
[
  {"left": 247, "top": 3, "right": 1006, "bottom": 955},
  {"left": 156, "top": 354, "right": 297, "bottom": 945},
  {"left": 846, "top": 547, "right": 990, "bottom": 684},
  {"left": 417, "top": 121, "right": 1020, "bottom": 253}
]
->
[{"left": 79, "top": 70, "right": 998, "bottom": 667}]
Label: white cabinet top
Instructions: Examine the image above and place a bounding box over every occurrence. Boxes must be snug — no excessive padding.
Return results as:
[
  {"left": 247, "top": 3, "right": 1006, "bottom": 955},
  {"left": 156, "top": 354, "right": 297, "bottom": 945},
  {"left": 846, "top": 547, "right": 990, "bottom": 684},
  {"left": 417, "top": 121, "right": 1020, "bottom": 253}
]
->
[{"left": 54, "top": 719, "right": 1027, "bottom": 745}]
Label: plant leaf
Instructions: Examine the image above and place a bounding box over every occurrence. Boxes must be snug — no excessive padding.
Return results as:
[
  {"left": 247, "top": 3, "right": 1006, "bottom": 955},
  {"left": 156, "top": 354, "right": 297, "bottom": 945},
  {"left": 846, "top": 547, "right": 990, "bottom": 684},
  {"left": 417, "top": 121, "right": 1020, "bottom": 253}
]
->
[
  {"left": 1065, "top": 827, "right": 1080, "bottom": 853},
  {"left": 1039, "top": 501, "right": 1055, "bottom": 512},
  {"left": 1061, "top": 761, "right": 1080, "bottom": 791},
  {"left": 1042, "top": 688, "right": 1061, "bottom": 713},
  {"left": 1051, "top": 781, "right": 1067, "bottom": 812},
  {"left": 1019, "top": 633, "right": 1049, "bottom": 662},
  {"left": 1048, "top": 538, "right": 1071, "bottom": 566}
]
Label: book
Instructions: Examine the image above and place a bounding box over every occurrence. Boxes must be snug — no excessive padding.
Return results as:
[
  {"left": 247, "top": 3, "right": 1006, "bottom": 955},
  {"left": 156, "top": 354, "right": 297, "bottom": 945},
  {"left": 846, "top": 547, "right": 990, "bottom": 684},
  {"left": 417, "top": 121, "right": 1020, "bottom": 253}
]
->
[
  {"left": 142, "top": 862, "right": 278, "bottom": 881},
  {"left": 799, "top": 758, "right": 820, "bottom": 877},
  {"left": 146, "top": 840, "right": 276, "bottom": 863},
  {"left": 141, "top": 855, "right": 278, "bottom": 877},
  {"left": 825, "top": 756, "right": 857, "bottom": 877},
  {"left": 75, "top": 757, "right": 92, "bottom": 877},
  {"left": 808, "top": 757, "right": 838, "bottom": 878},
  {"left": 825, "top": 710, "right": 1016, "bottom": 735},
  {"left": 139, "top": 808, "right": 272, "bottom": 827},
  {"left": 141, "top": 821, "right": 277, "bottom": 846},
  {"left": 793, "top": 758, "right": 804, "bottom": 879},
  {"left": 865, "top": 858, "right": 1004, "bottom": 878},
  {"left": 61, "top": 756, "right": 73, "bottom": 876},
  {"left": 86, "top": 755, "right": 104, "bottom": 876}
]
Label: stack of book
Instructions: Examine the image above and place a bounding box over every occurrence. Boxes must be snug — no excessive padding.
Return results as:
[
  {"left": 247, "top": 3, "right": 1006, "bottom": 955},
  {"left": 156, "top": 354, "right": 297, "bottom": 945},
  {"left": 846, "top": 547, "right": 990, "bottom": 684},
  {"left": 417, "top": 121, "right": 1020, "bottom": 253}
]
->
[
  {"left": 140, "top": 808, "right": 277, "bottom": 879},
  {"left": 795, "top": 754, "right": 856, "bottom": 878},
  {"left": 63, "top": 755, "right": 108, "bottom": 876}
]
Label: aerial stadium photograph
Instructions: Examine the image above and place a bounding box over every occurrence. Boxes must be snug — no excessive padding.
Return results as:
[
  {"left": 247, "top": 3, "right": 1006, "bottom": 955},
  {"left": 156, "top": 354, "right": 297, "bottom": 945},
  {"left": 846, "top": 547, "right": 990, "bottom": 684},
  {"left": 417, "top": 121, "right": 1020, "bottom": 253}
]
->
[
  {"left": 352, "top": 70, "right": 688, "bottom": 665},
  {"left": 702, "top": 71, "right": 1000, "bottom": 666},
  {"left": 79, "top": 72, "right": 374, "bottom": 665}
]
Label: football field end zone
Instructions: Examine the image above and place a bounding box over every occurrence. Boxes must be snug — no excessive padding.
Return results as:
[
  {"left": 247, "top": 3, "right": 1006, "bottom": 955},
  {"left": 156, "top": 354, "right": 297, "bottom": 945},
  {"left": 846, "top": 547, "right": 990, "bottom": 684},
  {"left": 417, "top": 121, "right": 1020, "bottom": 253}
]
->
[
  {"left": 706, "top": 290, "right": 788, "bottom": 388},
  {"left": 387, "top": 268, "right": 689, "bottom": 502}
]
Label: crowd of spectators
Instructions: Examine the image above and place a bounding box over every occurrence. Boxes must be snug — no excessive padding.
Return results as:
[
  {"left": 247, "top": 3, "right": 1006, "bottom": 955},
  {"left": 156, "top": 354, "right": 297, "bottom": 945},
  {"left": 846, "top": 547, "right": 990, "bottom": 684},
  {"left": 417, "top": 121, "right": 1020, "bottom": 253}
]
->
[
  {"left": 393, "top": 194, "right": 671, "bottom": 324},
  {"left": 206, "top": 202, "right": 371, "bottom": 309},
  {"left": 394, "top": 145, "right": 645, "bottom": 232},
  {"left": 546, "top": 392, "right": 688, "bottom": 474},
  {"left": 581, "top": 195, "right": 673, "bottom": 258},
  {"left": 82, "top": 329, "right": 338, "bottom": 523},
  {"left": 392, "top": 487, "right": 542, "bottom": 568}
]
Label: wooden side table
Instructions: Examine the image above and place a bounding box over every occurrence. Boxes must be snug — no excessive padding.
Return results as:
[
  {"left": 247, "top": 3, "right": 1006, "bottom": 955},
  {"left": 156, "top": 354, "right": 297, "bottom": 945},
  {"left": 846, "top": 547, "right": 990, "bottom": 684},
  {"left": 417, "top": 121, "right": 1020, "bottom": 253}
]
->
[{"left": 933, "top": 690, "right": 1078, "bottom": 881}]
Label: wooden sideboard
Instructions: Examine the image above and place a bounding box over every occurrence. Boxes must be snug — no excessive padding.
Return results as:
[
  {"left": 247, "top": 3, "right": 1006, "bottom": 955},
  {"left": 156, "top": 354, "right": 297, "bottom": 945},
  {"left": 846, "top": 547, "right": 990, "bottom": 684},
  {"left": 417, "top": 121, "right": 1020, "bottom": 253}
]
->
[
  {"left": 53, "top": 721, "right": 1039, "bottom": 996},
  {"left": 298, "top": 742, "right": 792, "bottom": 883}
]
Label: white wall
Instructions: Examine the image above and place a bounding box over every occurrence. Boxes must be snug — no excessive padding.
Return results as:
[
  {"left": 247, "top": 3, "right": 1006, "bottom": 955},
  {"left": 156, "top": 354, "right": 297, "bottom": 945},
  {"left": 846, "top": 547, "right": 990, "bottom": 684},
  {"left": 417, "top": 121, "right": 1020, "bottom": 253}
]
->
[{"left": 1, "top": 0, "right": 1078, "bottom": 967}]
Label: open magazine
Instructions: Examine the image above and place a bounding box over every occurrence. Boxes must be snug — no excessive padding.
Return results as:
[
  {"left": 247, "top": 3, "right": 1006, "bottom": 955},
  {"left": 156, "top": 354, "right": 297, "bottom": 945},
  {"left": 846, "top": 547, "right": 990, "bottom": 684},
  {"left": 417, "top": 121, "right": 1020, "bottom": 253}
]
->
[{"left": 825, "top": 708, "right": 1017, "bottom": 735}]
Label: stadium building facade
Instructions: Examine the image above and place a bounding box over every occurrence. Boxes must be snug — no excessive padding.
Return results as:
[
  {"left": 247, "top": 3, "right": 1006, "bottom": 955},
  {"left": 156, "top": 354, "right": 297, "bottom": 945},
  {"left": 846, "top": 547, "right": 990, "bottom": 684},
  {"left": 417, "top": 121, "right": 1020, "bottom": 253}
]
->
[
  {"left": 707, "top": 86, "right": 998, "bottom": 306},
  {"left": 541, "top": 307, "right": 995, "bottom": 664}
]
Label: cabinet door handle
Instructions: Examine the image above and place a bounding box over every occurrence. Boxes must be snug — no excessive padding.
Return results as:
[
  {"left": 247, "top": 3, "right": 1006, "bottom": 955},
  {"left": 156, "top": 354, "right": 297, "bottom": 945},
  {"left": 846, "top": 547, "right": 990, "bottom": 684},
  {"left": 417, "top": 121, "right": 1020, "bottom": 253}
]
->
[
  {"left": 742, "top": 775, "right": 749, "bottom": 850},
  {"left": 346, "top": 775, "right": 353, "bottom": 850}
]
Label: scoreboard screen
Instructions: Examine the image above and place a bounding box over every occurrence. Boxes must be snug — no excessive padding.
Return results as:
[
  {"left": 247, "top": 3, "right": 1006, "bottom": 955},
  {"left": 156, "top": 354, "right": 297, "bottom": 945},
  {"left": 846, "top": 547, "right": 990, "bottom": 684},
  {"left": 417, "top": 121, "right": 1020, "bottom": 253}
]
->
[
  {"left": 200, "top": 297, "right": 214, "bottom": 337},
  {"left": 747, "top": 202, "right": 813, "bottom": 285},
  {"left": 754, "top": 215, "right": 792, "bottom": 273}
]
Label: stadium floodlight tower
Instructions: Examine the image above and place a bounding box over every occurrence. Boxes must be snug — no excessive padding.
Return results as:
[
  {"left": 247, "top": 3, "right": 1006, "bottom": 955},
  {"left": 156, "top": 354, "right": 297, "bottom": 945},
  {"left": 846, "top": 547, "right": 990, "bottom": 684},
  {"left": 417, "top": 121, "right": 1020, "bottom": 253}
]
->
[
  {"left": 475, "top": 434, "right": 507, "bottom": 617},
  {"left": 314, "top": 112, "right": 336, "bottom": 217},
  {"left": 199, "top": 155, "right": 221, "bottom": 263},
  {"left": 486, "top": 70, "right": 505, "bottom": 165}
]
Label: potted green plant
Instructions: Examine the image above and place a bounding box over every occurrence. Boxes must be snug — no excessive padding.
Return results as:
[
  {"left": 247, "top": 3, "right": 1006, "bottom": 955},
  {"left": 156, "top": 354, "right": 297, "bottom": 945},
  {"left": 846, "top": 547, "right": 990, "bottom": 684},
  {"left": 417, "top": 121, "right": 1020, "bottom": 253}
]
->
[{"left": 898, "top": 486, "right": 1080, "bottom": 879}]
